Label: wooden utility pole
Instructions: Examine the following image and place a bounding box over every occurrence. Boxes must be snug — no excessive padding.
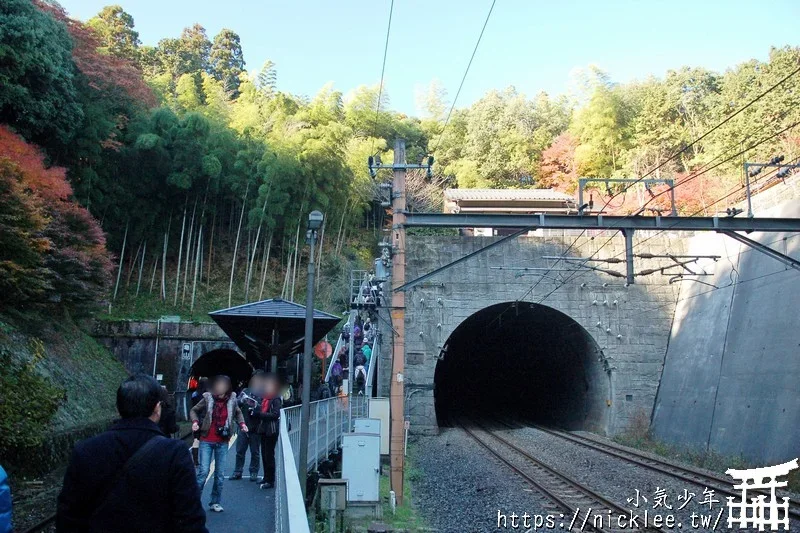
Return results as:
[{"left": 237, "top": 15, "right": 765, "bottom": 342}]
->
[{"left": 390, "top": 138, "right": 407, "bottom": 503}]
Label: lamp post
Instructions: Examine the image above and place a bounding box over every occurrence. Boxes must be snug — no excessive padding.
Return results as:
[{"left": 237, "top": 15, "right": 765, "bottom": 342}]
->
[{"left": 298, "top": 210, "right": 323, "bottom": 500}]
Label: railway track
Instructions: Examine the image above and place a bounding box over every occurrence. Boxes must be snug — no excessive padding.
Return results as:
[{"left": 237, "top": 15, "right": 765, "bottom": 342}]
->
[
  {"left": 460, "top": 421, "right": 665, "bottom": 533},
  {"left": 528, "top": 423, "right": 800, "bottom": 522}
]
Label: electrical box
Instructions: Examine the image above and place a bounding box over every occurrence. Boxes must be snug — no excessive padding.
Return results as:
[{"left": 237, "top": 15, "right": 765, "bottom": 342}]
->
[
  {"left": 368, "top": 398, "right": 390, "bottom": 455},
  {"left": 354, "top": 418, "right": 381, "bottom": 438},
  {"left": 341, "top": 433, "right": 380, "bottom": 502},
  {"left": 318, "top": 479, "right": 347, "bottom": 511},
  {"left": 374, "top": 258, "right": 389, "bottom": 282}
]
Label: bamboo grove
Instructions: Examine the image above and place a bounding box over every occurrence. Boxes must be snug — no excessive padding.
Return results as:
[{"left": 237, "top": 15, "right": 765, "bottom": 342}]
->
[{"left": 1, "top": 0, "right": 799, "bottom": 318}]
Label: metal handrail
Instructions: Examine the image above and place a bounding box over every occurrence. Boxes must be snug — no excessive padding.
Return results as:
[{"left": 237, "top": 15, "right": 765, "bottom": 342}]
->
[
  {"left": 324, "top": 313, "right": 352, "bottom": 384},
  {"left": 274, "top": 416, "right": 310, "bottom": 533},
  {"left": 364, "top": 336, "right": 379, "bottom": 398},
  {"left": 275, "top": 395, "right": 372, "bottom": 532}
]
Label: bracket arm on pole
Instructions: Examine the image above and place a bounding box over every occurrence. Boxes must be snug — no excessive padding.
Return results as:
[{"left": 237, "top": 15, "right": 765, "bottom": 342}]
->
[
  {"left": 719, "top": 230, "right": 800, "bottom": 272},
  {"left": 393, "top": 227, "right": 530, "bottom": 293}
]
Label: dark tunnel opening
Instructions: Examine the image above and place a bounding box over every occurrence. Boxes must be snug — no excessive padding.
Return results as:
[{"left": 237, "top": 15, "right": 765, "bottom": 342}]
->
[
  {"left": 189, "top": 349, "right": 254, "bottom": 391},
  {"left": 434, "top": 302, "right": 609, "bottom": 432}
]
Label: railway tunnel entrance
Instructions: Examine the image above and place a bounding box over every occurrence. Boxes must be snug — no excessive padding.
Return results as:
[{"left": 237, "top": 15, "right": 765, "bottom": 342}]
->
[{"left": 434, "top": 302, "right": 610, "bottom": 432}]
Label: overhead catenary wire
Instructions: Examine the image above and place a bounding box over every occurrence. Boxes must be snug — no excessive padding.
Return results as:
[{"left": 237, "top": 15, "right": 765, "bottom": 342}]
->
[
  {"left": 485, "top": 117, "right": 800, "bottom": 330},
  {"left": 508, "top": 65, "right": 800, "bottom": 310},
  {"left": 635, "top": 62, "right": 800, "bottom": 184},
  {"left": 370, "top": 0, "right": 395, "bottom": 154},
  {"left": 533, "top": 138, "right": 800, "bottom": 308},
  {"left": 597, "top": 153, "right": 800, "bottom": 267},
  {"left": 431, "top": 0, "right": 497, "bottom": 155}
]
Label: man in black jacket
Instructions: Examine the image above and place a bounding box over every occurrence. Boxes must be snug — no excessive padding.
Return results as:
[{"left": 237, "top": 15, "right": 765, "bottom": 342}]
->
[
  {"left": 252, "top": 373, "right": 282, "bottom": 489},
  {"left": 231, "top": 372, "right": 263, "bottom": 482},
  {"left": 56, "top": 375, "right": 207, "bottom": 533}
]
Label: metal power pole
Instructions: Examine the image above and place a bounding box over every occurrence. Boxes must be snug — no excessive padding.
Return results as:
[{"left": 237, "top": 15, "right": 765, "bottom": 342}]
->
[
  {"left": 389, "top": 138, "right": 407, "bottom": 504},
  {"left": 298, "top": 211, "right": 323, "bottom": 500}
]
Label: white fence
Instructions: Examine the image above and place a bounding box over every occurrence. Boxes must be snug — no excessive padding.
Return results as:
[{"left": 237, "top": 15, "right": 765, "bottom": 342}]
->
[
  {"left": 274, "top": 395, "right": 369, "bottom": 532},
  {"left": 274, "top": 416, "right": 309, "bottom": 533}
]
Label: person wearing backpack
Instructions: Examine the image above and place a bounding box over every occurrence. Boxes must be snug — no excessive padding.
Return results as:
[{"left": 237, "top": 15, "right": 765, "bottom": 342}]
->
[
  {"left": 331, "top": 359, "right": 343, "bottom": 388},
  {"left": 353, "top": 349, "right": 367, "bottom": 393},
  {"left": 361, "top": 343, "right": 372, "bottom": 368},
  {"left": 57, "top": 375, "right": 207, "bottom": 533},
  {"left": 317, "top": 379, "right": 332, "bottom": 400}
]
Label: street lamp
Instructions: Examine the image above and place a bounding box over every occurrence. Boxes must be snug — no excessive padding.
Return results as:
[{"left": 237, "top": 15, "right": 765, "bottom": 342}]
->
[{"left": 298, "top": 210, "right": 323, "bottom": 500}]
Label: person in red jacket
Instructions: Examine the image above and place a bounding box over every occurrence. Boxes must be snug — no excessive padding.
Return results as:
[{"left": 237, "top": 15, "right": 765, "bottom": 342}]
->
[{"left": 189, "top": 375, "right": 247, "bottom": 513}]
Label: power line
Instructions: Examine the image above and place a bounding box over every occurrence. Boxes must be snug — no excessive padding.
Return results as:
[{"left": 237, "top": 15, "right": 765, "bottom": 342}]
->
[
  {"left": 371, "top": 0, "right": 395, "bottom": 151},
  {"left": 518, "top": 63, "right": 800, "bottom": 303},
  {"left": 533, "top": 130, "right": 800, "bottom": 307},
  {"left": 600, "top": 153, "right": 800, "bottom": 265},
  {"left": 556, "top": 265, "right": 799, "bottom": 335},
  {"left": 481, "top": 118, "right": 800, "bottom": 333},
  {"left": 431, "top": 0, "right": 496, "bottom": 155},
  {"left": 635, "top": 63, "right": 800, "bottom": 184}
]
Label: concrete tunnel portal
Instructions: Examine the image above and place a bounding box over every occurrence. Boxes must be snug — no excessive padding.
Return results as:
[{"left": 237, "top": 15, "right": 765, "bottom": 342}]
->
[{"left": 434, "top": 301, "right": 610, "bottom": 432}]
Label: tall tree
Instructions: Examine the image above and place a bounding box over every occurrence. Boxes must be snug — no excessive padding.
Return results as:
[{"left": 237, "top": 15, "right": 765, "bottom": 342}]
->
[
  {"left": 0, "top": 125, "right": 111, "bottom": 313},
  {"left": 209, "top": 29, "right": 245, "bottom": 97},
  {"left": 0, "top": 0, "right": 83, "bottom": 148},
  {"left": 572, "top": 84, "right": 630, "bottom": 178},
  {"left": 87, "top": 5, "right": 140, "bottom": 60}
]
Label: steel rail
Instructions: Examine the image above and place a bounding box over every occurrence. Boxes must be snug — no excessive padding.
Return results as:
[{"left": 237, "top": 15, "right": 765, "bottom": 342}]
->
[
  {"left": 460, "top": 421, "right": 665, "bottom": 533},
  {"left": 529, "top": 424, "right": 800, "bottom": 521}
]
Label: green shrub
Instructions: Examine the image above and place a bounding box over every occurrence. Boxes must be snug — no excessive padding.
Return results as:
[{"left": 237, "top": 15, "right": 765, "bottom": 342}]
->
[{"left": 0, "top": 345, "right": 64, "bottom": 451}]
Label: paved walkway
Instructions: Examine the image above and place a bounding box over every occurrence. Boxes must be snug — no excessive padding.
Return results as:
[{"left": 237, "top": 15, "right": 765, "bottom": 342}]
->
[{"left": 198, "top": 435, "right": 275, "bottom": 533}]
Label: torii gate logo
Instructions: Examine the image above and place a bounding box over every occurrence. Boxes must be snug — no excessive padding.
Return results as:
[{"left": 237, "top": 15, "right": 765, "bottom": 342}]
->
[{"left": 726, "top": 458, "right": 798, "bottom": 530}]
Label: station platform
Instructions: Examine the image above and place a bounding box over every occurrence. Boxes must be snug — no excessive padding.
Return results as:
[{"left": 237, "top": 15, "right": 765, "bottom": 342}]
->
[{"left": 199, "top": 435, "right": 274, "bottom": 533}]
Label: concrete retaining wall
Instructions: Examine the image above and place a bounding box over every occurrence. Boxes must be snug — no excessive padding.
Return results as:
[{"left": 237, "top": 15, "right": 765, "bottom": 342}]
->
[
  {"left": 91, "top": 320, "right": 237, "bottom": 396},
  {"left": 652, "top": 180, "right": 800, "bottom": 464}
]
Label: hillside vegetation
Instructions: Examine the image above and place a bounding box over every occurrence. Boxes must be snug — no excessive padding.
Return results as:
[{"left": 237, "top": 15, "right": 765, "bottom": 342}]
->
[
  {"left": 2, "top": 1, "right": 800, "bottom": 324},
  {"left": 0, "top": 312, "right": 127, "bottom": 474},
  {"left": 1, "top": 0, "right": 800, "bottom": 477}
]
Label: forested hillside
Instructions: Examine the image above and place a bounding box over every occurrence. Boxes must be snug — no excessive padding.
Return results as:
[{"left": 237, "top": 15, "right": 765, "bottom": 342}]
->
[{"left": 1, "top": 0, "right": 799, "bottom": 321}]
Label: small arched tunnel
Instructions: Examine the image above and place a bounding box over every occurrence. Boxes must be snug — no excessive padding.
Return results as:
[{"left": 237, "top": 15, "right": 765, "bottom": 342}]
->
[
  {"left": 434, "top": 302, "right": 609, "bottom": 432},
  {"left": 189, "top": 349, "right": 253, "bottom": 391}
]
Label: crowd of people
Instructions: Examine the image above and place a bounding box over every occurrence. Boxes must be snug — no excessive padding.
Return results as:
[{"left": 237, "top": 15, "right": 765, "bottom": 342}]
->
[
  {"left": 327, "top": 310, "right": 378, "bottom": 397},
  {"left": 33, "top": 273, "right": 387, "bottom": 532},
  {"left": 53, "top": 369, "right": 285, "bottom": 531}
]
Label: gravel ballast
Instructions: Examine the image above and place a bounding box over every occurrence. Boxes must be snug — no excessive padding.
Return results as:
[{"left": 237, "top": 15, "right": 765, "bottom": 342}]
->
[{"left": 410, "top": 424, "right": 800, "bottom": 532}]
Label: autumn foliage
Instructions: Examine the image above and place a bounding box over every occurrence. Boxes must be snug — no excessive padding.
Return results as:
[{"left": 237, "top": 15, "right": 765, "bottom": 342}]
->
[
  {"left": 539, "top": 133, "right": 579, "bottom": 192},
  {"left": 0, "top": 126, "right": 112, "bottom": 313},
  {"left": 35, "top": 0, "right": 155, "bottom": 108}
]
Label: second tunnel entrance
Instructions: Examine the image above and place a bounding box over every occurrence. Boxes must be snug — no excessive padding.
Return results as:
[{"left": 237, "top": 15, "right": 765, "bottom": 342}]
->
[{"left": 434, "top": 301, "right": 609, "bottom": 432}]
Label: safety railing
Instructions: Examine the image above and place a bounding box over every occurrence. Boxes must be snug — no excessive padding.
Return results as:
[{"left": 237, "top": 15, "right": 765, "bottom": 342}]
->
[
  {"left": 281, "top": 396, "right": 358, "bottom": 470},
  {"left": 324, "top": 312, "right": 354, "bottom": 384},
  {"left": 275, "top": 395, "right": 373, "bottom": 532},
  {"left": 350, "top": 270, "right": 369, "bottom": 305},
  {"left": 364, "top": 334, "right": 379, "bottom": 398},
  {"left": 275, "top": 415, "right": 310, "bottom": 533}
]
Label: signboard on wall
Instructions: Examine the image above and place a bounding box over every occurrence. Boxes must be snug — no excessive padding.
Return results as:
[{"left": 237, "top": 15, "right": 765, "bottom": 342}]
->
[{"left": 182, "top": 343, "right": 192, "bottom": 363}]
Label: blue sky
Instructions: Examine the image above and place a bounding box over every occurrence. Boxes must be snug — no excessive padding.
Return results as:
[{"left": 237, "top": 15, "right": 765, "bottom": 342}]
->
[{"left": 61, "top": 0, "right": 799, "bottom": 115}]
